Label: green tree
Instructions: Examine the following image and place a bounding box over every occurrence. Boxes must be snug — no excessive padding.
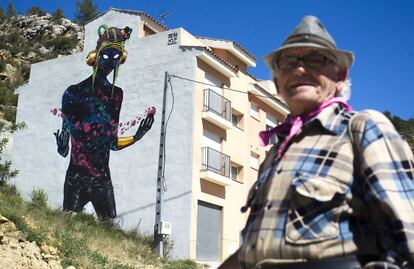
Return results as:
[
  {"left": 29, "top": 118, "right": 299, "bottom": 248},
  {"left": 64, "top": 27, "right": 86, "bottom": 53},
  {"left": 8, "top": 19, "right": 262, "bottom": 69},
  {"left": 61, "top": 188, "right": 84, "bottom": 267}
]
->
[
  {"left": 384, "top": 111, "right": 414, "bottom": 152},
  {"left": 0, "top": 121, "right": 25, "bottom": 187},
  {"left": 75, "top": 0, "right": 98, "bottom": 26},
  {"left": 0, "top": 6, "right": 5, "bottom": 20},
  {"left": 7, "top": 2, "right": 16, "bottom": 17},
  {"left": 52, "top": 8, "right": 65, "bottom": 21},
  {"left": 27, "top": 6, "right": 46, "bottom": 16}
]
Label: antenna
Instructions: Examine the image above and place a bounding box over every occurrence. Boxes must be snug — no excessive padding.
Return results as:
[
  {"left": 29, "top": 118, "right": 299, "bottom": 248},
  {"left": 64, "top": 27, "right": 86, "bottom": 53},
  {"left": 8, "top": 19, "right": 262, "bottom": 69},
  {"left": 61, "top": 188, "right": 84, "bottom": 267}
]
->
[{"left": 159, "top": 10, "right": 172, "bottom": 25}]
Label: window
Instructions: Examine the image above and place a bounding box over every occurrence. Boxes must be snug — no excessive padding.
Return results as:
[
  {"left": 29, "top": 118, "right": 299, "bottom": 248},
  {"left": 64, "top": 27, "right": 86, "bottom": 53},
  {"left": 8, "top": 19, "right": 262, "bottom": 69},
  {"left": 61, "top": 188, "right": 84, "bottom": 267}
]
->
[
  {"left": 231, "top": 166, "right": 238, "bottom": 180},
  {"left": 250, "top": 152, "right": 259, "bottom": 170},
  {"left": 231, "top": 109, "right": 243, "bottom": 129},
  {"left": 205, "top": 73, "right": 223, "bottom": 95},
  {"left": 202, "top": 129, "right": 221, "bottom": 151},
  {"left": 230, "top": 163, "right": 243, "bottom": 182},
  {"left": 250, "top": 102, "right": 259, "bottom": 120}
]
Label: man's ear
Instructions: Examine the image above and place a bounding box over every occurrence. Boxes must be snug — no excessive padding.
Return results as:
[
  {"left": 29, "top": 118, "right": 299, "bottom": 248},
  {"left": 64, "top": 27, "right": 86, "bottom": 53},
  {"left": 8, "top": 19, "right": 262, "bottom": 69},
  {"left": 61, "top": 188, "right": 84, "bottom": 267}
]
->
[{"left": 335, "top": 68, "right": 348, "bottom": 93}]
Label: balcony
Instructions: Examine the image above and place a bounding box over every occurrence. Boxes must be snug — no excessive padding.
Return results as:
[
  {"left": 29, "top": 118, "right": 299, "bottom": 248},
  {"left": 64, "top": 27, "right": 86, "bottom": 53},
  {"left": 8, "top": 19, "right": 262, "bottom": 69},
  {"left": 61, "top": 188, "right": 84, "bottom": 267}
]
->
[
  {"left": 202, "top": 89, "right": 233, "bottom": 130},
  {"left": 200, "top": 147, "right": 232, "bottom": 186}
]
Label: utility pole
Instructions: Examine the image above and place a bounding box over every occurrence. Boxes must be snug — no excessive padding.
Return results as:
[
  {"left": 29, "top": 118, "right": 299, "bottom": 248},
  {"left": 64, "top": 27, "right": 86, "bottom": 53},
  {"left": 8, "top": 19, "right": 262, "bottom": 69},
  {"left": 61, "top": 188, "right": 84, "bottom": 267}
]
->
[{"left": 154, "top": 71, "right": 169, "bottom": 257}]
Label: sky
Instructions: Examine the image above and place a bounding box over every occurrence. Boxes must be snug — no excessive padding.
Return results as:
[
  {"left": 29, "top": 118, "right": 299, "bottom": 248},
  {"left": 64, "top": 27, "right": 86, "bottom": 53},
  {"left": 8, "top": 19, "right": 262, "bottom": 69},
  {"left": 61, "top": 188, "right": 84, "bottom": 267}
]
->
[{"left": 2, "top": 0, "right": 414, "bottom": 119}]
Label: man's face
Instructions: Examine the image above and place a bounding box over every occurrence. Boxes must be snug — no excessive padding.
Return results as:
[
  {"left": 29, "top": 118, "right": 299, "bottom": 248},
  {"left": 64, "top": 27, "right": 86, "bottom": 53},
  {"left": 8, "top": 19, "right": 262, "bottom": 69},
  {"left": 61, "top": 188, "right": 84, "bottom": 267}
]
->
[
  {"left": 274, "top": 47, "right": 345, "bottom": 116},
  {"left": 97, "top": 47, "right": 122, "bottom": 76}
]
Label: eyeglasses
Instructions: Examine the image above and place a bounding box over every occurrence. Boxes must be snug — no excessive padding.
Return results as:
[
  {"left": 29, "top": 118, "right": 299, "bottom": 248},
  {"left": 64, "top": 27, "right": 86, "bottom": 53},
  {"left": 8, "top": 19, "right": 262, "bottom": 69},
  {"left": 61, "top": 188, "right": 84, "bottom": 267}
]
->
[{"left": 275, "top": 53, "right": 337, "bottom": 70}]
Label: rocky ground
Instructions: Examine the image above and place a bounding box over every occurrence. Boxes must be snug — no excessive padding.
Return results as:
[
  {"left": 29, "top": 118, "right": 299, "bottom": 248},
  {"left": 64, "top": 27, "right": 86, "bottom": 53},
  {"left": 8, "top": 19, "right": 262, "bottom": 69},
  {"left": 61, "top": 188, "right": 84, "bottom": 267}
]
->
[{"left": 0, "top": 214, "right": 73, "bottom": 269}]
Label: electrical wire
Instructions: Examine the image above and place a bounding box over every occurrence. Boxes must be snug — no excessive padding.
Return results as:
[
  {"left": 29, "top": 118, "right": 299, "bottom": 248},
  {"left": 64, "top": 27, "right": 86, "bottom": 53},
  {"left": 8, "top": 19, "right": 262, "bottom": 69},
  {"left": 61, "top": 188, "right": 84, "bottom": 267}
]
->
[
  {"left": 169, "top": 74, "right": 282, "bottom": 101},
  {"left": 160, "top": 73, "right": 280, "bottom": 192}
]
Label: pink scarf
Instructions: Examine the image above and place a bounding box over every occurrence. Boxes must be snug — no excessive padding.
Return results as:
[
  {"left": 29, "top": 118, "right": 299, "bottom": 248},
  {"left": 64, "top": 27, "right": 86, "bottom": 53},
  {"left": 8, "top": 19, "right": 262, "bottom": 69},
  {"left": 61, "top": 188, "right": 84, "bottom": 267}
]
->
[{"left": 259, "top": 97, "right": 352, "bottom": 158}]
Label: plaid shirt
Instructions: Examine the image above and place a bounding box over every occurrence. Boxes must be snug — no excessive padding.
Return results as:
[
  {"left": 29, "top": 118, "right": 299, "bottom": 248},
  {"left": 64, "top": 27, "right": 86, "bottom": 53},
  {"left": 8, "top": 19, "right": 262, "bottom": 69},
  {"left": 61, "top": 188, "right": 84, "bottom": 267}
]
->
[{"left": 239, "top": 104, "right": 414, "bottom": 269}]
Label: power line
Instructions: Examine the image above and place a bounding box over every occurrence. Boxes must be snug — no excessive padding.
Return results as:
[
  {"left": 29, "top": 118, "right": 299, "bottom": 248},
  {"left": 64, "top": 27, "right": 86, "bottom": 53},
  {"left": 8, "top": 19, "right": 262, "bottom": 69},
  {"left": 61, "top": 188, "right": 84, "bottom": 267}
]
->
[{"left": 168, "top": 74, "right": 283, "bottom": 101}]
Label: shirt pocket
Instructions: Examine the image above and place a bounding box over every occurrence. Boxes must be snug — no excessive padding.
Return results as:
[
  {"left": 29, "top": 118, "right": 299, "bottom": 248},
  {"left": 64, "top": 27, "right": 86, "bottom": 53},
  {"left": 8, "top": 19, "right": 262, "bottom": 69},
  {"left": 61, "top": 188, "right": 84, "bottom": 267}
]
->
[{"left": 285, "top": 173, "right": 350, "bottom": 244}]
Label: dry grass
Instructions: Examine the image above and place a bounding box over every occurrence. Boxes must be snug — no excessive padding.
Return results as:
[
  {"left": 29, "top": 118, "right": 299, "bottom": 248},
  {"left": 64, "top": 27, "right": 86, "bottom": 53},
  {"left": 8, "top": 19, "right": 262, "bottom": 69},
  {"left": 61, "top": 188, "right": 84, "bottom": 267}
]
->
[{"left": 0, "top": 185, "right": 197, "bottom": 269}]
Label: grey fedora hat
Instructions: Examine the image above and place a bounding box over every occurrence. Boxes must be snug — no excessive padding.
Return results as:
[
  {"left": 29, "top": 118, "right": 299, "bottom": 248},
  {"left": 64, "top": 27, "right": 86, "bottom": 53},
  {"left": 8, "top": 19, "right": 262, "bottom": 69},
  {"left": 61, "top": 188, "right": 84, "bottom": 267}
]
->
[{"left": 264, "top": 16, "right": 354, "bottom": 69}]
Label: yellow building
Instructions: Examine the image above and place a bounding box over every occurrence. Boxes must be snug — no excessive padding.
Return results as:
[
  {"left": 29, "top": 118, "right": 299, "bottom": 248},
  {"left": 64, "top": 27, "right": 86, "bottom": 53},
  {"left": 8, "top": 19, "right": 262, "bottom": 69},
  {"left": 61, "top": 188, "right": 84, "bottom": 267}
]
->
[{"left": 188, "top": 38, "right": 289, "bottom": 264}]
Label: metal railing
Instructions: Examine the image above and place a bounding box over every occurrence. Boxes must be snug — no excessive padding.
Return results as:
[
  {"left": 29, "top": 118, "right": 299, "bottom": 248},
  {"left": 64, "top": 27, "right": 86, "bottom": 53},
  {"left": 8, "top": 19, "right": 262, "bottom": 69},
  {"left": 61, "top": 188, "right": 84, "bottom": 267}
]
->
[
  {"left": 203, "top": 89, "right": 231, "bottom": 122},
  {"left": 201, "top": 147, "right": 230, "bottom": 178}
]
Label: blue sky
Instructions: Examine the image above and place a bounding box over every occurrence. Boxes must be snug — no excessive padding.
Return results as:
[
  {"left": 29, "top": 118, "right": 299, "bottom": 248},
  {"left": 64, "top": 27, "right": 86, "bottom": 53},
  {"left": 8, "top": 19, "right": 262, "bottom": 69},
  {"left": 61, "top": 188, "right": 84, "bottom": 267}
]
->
[{"left": 3, "top": 0, "right": 414, "bottom": 119}]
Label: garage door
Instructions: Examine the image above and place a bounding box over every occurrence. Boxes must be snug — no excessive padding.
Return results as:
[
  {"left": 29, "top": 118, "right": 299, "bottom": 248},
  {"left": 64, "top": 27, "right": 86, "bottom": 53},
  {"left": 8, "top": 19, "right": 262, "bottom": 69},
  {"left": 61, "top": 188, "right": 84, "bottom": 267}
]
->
[{"left": 196, "top": 201, "right": 222, "bottom": 261}]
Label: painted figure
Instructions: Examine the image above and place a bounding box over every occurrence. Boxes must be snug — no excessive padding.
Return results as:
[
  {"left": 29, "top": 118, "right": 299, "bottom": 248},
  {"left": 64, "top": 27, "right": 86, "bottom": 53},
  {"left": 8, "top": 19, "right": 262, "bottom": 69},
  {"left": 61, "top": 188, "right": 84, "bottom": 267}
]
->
[{"left": 54, "top": 25, "right": 154, "bottom": 219}]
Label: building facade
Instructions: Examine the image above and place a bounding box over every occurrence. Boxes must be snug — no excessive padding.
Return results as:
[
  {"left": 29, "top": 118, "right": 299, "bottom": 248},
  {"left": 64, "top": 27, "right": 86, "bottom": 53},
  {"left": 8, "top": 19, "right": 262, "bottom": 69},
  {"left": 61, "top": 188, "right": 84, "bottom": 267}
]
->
[{"left": 12, "top": 8, "right": 288, "bottom": 263}]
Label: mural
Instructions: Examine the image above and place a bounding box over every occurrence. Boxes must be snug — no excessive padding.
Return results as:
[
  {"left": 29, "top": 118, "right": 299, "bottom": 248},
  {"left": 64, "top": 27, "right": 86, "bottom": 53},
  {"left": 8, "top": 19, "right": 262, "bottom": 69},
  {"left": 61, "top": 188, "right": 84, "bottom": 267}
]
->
[{"left": 53, "top": 25, "right": 155, "bottom": 219}]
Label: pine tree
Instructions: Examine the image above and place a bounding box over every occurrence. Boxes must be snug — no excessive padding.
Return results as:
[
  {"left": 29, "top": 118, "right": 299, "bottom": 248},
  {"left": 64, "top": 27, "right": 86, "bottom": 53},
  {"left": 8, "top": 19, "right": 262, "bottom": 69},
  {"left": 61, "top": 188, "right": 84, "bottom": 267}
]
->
[
  {"left": 27, "top": 6, "right": 46, "bottom": 16},
  {"left": 384, "top": 111, "right": 414, "bottom": 152},
  {"left": 52, "top": 8, "right": 65, "bottom": 21},
  {"left": 0, "top": 121, "right": 25, "bottom": 187},
  {"left": 6, "top": 2, "right": 16, "bottom": 17},
  {"left": 0, "top": 7, "right": 5, "bottom": 20},
  {"left": 75, "top": 0, "right": 98, "bottom": 26}
]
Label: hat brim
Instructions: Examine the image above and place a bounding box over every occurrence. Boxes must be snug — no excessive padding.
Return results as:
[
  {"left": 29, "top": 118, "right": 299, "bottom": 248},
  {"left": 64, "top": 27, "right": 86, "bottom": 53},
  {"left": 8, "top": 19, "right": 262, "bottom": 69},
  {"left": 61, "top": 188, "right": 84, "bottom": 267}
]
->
[{"left": 264, "top": 43, "right": 354, "bottom": 69}]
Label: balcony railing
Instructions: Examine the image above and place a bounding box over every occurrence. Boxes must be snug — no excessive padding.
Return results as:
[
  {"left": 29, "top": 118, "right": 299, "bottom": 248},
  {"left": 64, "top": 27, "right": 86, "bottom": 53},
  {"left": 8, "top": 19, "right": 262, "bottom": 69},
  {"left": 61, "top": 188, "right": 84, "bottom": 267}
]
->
[
  {"left": 201, "top": 147, "right": 230, "bottom": 178},
  {"left": 203, "top": 89, "right": 231, "bottom": 122}
]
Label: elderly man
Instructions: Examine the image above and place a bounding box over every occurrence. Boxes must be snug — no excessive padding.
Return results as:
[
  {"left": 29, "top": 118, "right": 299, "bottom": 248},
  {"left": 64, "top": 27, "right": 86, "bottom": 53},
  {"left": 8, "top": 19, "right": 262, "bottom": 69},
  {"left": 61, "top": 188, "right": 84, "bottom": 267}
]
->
[{"left": 219, "top": 16, "right": 414, "bottom": 269}]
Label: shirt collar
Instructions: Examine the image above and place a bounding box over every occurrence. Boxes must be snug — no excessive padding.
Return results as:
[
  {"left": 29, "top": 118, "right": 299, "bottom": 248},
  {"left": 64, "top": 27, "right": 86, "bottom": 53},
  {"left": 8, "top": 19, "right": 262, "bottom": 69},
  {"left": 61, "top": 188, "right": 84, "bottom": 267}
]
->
[{"left": 305, "top": 103, "right": 349, "bottom": 135}]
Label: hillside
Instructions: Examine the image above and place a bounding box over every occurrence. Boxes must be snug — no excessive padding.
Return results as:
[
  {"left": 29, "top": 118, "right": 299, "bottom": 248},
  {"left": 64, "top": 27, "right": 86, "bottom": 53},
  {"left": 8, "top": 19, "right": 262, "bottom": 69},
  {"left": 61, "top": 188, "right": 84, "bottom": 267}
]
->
[
  {"left": 0, "top": 185, "right": 198, "bottom": 269},
  {"left": 0, "top": 12, "right": 83, "bottom": 122}
]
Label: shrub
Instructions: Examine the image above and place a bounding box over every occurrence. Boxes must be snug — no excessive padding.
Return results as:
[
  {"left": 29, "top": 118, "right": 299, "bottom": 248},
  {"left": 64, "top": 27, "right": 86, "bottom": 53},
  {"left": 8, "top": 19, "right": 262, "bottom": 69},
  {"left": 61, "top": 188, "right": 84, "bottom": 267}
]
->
[
  {"left": 112, "top": 263, "right": 135, "bottom": 269},
  {"left": 26, "top": 6, "right": 46, "bottom": 16},
  {"left": 31, "top": 187, "right": 48, "bottom": 208},
  {"left": 19, "top": 62, "right": 31, "bottom": 81},
  {"left": 3, "top": 105, "right": 16, "bottom": 122},
  {"left": 0, "top": 182, "right": 20, "bottom": 196},
  {"left": 47, "top": 36, "right": 78, "bottom": 52},
  {"left": 52, "top": 8, "right": 65, "bottom": 22},
  {"left": 5, "top": 32, "right": 20, "bottom": 45},
  {"left": 54, "top": 229, "right": 88, "bottom": 268},
  {"left": 163, "top": 259, "right": 198, "bottom": 269},
  {"left": 0, "top": 81, "right": 19, "bottom": 106},
  {"left": 0, "top": 158, "right": 18, "bottom": 186}
]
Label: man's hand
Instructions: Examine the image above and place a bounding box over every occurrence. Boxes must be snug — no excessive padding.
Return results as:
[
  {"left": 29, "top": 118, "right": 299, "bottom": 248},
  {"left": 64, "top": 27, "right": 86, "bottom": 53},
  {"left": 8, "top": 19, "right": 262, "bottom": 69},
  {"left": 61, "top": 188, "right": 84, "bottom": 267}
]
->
[
  {"left": 53, "top": 129, "right": 69, "bottom": 157},
  {"left": 134, "top": 114, "right": 154, "bottom": 142}
]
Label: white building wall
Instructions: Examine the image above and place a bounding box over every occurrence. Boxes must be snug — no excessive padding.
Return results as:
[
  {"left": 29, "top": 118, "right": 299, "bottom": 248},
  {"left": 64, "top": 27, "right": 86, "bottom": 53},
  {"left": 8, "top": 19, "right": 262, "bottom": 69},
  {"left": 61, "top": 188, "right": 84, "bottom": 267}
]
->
[{"left": 12, "top": 11, "right": 198, "bottom": 259}]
